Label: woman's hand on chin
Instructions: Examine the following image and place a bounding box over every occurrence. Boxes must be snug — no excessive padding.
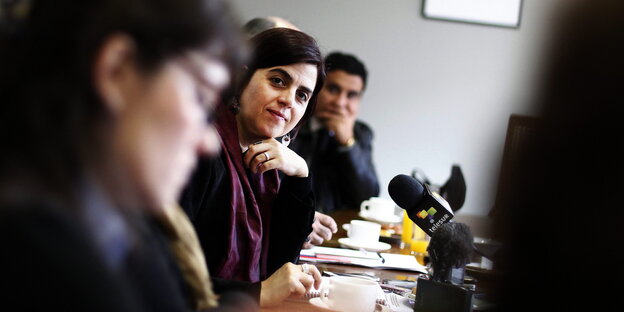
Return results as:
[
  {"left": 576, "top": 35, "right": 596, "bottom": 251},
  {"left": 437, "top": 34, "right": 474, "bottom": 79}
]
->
[{"left": 244, "top": 138, "right": 309, "bottom": 177}]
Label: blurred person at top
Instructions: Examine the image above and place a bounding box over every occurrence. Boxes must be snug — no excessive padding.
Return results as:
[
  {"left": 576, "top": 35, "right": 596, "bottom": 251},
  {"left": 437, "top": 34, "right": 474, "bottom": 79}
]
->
[
  {"left": 492, "top": 0, "right": 624, "bottom": 311},
  {"left": 242, "top": 16, "right": 300, "bottom": 38},
  {"left": 0, "top": 0, "right": 257, "bottom": 310}
]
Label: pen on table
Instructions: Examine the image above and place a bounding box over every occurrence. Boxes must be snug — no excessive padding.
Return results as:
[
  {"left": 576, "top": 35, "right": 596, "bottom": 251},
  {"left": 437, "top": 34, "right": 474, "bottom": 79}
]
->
[
  {"left": 380, "top": 283, "right": 411, "bottom": 295},
  {"left": 356, "top": 247, "right": 384, "bottom": 263}
]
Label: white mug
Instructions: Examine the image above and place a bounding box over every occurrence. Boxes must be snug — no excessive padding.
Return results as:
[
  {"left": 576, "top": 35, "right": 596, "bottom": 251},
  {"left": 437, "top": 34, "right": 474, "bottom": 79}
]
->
[
  {"left": 360, "top": 197, "right": 396, "bottom": 220},
  {"left": 348, "top": 220, "right": 381, "bottom": 245},
  {"left": 321, "top": 276, "right": 378, "bottom": 312}
]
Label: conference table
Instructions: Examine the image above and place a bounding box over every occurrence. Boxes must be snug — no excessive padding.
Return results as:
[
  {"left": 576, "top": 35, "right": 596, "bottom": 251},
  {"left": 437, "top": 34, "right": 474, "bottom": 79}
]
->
[
  {"left": 259, "top": 263, "right": 423, "bottom": 312},
  {"left": 260, "top": 210, "right": 498, "bottom": 312}
]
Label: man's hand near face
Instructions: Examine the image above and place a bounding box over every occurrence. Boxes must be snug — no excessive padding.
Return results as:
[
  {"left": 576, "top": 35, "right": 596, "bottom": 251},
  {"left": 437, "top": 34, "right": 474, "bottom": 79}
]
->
[{"left": 315, "top": 108, "right": 356, "bottom": 145}]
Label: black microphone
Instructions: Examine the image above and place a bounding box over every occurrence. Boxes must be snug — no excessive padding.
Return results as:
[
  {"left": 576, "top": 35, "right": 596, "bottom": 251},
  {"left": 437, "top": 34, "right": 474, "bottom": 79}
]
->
[{"left": 388, "top": 174, "right": 454, "bottom": 236}]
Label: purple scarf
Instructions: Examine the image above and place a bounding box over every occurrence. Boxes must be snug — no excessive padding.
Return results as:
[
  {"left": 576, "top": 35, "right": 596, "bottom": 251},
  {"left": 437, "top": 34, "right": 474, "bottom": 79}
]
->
[{"left": 212, "top": 104, "right": 280, "bottom": 282}]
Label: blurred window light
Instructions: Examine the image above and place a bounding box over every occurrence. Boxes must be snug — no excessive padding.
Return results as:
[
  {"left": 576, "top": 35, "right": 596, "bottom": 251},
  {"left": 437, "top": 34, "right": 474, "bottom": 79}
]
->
[{"left": 422, "top": 0, "right": 523, "bottom": 28}]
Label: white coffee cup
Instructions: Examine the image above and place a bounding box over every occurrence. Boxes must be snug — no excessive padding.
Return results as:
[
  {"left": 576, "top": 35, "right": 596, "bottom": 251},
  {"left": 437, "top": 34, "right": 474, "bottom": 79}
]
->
[
  {"left": 321, "top": 276, "right": 378, "bottom": 312},
  {"left": 348, "top": 220, "right": 381, "bottom": 245},
  {"left": 360, "top": 197, "right": 396, "bottom": 220}
]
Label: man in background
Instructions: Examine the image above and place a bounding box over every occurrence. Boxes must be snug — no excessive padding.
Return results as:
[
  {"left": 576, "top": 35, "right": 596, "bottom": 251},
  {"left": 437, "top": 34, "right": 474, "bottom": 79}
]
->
[{"left": 290, "top": 52, "right": 380, "bottom": 248}]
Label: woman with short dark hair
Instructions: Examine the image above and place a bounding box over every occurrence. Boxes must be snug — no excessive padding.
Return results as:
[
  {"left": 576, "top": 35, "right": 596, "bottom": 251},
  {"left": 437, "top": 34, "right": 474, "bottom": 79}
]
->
[{"left": 180, "top": 27, "right": 326, "bottom": 307}]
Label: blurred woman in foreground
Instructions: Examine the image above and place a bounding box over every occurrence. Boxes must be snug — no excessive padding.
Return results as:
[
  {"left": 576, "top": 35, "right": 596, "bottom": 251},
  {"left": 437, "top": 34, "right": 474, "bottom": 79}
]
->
[{"left": 0, "top": 0, "right": 254, "bottom": 310}]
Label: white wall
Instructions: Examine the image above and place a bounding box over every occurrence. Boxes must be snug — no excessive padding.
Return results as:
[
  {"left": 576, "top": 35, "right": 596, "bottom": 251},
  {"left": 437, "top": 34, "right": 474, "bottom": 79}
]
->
[{"left": 229, "top": 0, "right": 563, "bottom": 216}]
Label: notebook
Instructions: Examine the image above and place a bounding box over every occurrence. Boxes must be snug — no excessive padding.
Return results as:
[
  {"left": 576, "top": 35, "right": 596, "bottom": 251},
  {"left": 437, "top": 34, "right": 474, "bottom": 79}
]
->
[{"left": 300, "top": 246, "right": 428, "bottom": 273}]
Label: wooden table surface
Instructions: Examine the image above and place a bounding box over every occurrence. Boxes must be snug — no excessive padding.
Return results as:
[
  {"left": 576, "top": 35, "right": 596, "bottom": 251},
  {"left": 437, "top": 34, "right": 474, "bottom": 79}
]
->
[
  {"left": 260, "top": 262, "right": 425, "bottom": 312},
  {"left": 260, "top": 210, "right": 422, "bottom": 311},
  {"left": 260, "top": 209, "right": 499, "bottom": 311}
]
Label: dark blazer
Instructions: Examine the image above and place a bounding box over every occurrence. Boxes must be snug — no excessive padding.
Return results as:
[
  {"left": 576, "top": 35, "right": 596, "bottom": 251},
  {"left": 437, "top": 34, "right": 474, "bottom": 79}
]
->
[
  {"left": 180, "top": 154, "right": 315, "bottom": 297},
  {"left": 290, "top": 120, "right": 380, "bottom": 213},
  {"left": 0, "top": 201, "right": 144, "bottom": 311},
  {"left": 0, "top": 193, "right": 227, "bottom": 312}
]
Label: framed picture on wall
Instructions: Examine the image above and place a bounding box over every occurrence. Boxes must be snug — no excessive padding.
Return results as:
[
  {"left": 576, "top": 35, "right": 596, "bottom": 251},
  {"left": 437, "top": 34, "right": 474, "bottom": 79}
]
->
[{"left": 422, "top": 0, "right": 524, "bottom": 29}]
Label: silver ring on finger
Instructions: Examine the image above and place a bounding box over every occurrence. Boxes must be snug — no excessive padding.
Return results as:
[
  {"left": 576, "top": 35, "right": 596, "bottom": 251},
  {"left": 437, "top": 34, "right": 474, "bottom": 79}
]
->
[
  {"left": 302, "top": 263, "right": 309, "bottom": 274},
  {"left": 263, "top": 152, "right": 270, "bottom": 161}
]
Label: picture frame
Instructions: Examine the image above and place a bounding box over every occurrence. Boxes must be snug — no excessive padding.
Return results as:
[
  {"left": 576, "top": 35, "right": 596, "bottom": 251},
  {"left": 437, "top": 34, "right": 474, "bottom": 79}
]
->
[{"left": 422, "top": 0, "right": 524, "bottom": 29}]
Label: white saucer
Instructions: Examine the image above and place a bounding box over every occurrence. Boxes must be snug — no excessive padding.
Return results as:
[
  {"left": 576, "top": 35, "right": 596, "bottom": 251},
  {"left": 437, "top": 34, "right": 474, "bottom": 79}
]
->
[
  {"left": 358, "top": 211, "right": 402, "bottom": 224},
  {"left": 309, "top": 297, "right": 338, "bottom": 311},
  {"left": 338, "top": 238, "right": 391, "bottom": 252}
]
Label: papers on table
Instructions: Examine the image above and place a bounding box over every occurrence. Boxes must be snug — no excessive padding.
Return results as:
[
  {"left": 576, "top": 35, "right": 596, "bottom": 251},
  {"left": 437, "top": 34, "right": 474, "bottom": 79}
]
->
[
  {"left": 300, "top": 246, "right": 428, "bottom": 273},
  {"left": 377, "top": 253, "right": 428, "bottom": 273}
]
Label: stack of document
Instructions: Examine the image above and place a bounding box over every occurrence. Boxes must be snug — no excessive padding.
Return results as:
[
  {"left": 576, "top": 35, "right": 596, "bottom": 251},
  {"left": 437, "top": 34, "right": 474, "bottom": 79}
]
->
[{"left": 300, "top": 246, "right": 428, "bottom": 273}]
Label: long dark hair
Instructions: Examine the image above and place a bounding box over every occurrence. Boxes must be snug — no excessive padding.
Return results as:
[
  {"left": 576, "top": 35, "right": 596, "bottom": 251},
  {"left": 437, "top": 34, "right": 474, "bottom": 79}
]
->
[
  {"left": 231, "top": 27, "right": 325, "bottom": 138},
  {"left": 0, "top": 0, "right": 244, "bottom": 201}
]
